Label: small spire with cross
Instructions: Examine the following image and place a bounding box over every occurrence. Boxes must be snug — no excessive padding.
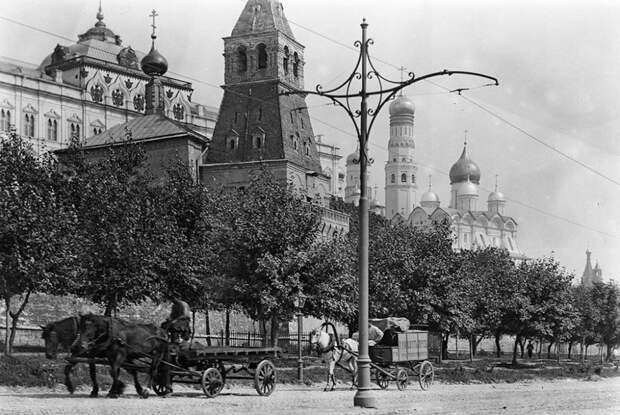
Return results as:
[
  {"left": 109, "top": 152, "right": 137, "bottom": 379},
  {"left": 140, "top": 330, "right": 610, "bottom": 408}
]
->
[
  {"left": 149, "top": 9, "right": 159, "bottom": 43},
  {"left": 428, "top": 174, "right": 432, "bottom": 191},
  {"left": 398, "top": 66, "right": 406, "bottom": 95},
  {"left": 464, "top": 129, "right": 468, "bottom": 146},
  {"left": 494, "top": 174, "right": 499, "bottom": 192}
]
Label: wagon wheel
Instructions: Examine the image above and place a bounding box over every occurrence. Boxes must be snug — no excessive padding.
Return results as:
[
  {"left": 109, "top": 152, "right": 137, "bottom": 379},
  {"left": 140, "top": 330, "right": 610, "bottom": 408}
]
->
[
  {"left": 153, "top": 383, "right": 172, "bottom": 396},
  {"left": 418, "top": 361, "right": 434, "bottom": 390},
  {"left": 254, "top": 360, "right": 276, "bottom": 396},
  {"left": 201, "top": 368, "right": 224, "bottom": 398},
  {"left": 396, "top": 369, "right": 408, "bottom": 391},
  {"left": 375, "top": 370, "right": 390, "bottom": 389}
]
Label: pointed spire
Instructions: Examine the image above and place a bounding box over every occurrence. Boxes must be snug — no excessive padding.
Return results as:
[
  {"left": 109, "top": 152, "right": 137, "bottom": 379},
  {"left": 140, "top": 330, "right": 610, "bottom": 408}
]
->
[
  {"left": 95, "top": 0, "right": 105, "bottom": 27},
  {"left": 428, "top": 175, "right": 432, "bottom": 191},
  {"left": 494, "top": 174, "right": 499, "bottom": 192}
]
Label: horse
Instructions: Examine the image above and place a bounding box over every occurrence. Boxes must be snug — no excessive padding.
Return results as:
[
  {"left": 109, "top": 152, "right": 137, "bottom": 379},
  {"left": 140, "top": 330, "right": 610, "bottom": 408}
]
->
[
  {"left": 41, "top": 317, "right": 100, "bottom": 397},
  {"left": 309, "top": 322, "right": 358, "bottom": 391},
  {"left": 76, "top": 314, "right": 170, "bottom": 399}
]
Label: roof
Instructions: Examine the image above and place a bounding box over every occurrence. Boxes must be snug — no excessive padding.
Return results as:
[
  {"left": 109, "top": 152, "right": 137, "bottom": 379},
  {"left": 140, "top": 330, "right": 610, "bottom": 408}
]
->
[
  {"left": 39, "top": 39, "right": 146, "bottom": 72},
  {"left": 231, "top": 0, "right": 295, "bottom": 39},
  {"left": 78, "top": 114, "right": 208, "bottom": 149}
]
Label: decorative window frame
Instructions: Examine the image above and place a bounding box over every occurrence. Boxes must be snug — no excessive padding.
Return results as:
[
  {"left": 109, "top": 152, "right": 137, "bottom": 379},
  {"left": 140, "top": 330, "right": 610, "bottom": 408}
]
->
[
  {"left": 227, "top": 129, "right": 240, "bottom": 151},
  {"left": 252, "top": 127, "right": 265, "bottom": 149}
]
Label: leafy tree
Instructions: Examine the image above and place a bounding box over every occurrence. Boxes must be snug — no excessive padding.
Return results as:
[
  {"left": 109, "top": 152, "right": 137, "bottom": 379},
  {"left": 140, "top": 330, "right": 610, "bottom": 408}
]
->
[
  {"left": 208, "top": 169, "right": 323, "bottom": 345},
  {"left": 0, "top": 132, "right": 77, "bottom": 354},
  {"left": 60, "top": 138, "right": 178, "bottom": 315},
  {"left": 590, "top": 281, "right": 620, "bottom": 361}
]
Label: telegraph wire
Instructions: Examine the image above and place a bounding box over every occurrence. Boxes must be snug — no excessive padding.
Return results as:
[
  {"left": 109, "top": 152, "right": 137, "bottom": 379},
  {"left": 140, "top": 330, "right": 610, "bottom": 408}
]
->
[{"left": 2, "top": 14, "right": 617, "bottom": 240}]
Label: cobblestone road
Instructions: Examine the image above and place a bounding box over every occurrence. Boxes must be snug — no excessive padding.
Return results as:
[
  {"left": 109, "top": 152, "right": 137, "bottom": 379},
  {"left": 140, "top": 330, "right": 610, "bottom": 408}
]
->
[{"left": 1, "top": 377, "right": 619, "bottom": 415}]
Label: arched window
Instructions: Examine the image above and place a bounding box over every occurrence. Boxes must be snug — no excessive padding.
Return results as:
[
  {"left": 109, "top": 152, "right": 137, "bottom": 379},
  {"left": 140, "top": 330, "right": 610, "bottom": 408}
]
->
[
  {"left": 257, "top": 43, "right": 267, "bottom": 69},
  {"left": 283, "top": 46, "right": 289, "bottom": 74},
  {"left": 70, "top": 122, "right": 80, "bottom": 140},
  {"left": 24, "top": 114, "right": 35, "bottom": 137},
  {"left": 0, "top": 109, "right": 10, "bottom": 131},
  {"left": 401, "top": 173, "right": 407, "bottom": 183},
  {"left": 293, "top": 52, "right": 299, "bottom": 77},
  {"left": 229, "top": 138, "right": 236, "bottom": 150},
  {"left": 93, "top": 127, "right": 102, "bottom": 135},
  {"left": 257, "top": 107, "right": 263, "bottom": 121},
  {"left": 173, "top": 104, "right": 185, "bottom": 120},
  {"left": 254, "top": 135, "right": 263, "bottom": 149},
  {"left": 411, "top": 174, "right": 415, "bottom": 183},
  {"left": 391, "top": 174, "right": 395, "bottom": 183},
  {"left": 237, "top": 46, "right": 247, "bottom": 72},
  {"left": 47, "top": 119, "right": 57, "bottom": 141}
]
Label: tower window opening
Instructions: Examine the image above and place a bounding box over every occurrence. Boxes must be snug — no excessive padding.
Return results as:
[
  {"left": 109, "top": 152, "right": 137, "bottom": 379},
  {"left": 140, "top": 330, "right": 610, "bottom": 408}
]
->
[
  {"left": 293, "top": 52, "right": 299, "bottom": 77},
  {"left": 69, "top": 122, "right": 81, "bottom": 140},
  {"left": 229, "top": 138, "right": 236, "bottom": 150},
  {"left": 290, "top": 112, "right": 294, "bottom": 124},
  {"left": 24, "top": 114, "right": 35, "bottom": 137},
  {"left": 258, "top": 107, "right": 263, "bottom": 121},
  {"left": 391, "top": 174, "right": 395, "bottom": 184},
  {"left": 401, "top": 173, "right": 407, "bottom": 183},
  {"left": 283, "top": 46, "right": 289, "bottom": 74},
  {"left": 234, "top": 112, "right": 239, "bottom": 124},
  {"left": 300, "top": 116, "right": 304, "bottom": 129},
  {"left": 237, "top": 46, "right": 248, "bottom": 72},
  {"left": 411, "top": 174, "right": 415, "bottom": 183},
  {"left": 257, "top": 43, "right": 267, "bottom": 69}
]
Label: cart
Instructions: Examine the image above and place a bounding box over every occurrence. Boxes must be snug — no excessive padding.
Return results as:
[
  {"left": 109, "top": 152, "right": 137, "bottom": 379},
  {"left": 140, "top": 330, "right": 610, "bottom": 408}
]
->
[{"left": 369, "top": 330, "right": 435, "bottom": 391}]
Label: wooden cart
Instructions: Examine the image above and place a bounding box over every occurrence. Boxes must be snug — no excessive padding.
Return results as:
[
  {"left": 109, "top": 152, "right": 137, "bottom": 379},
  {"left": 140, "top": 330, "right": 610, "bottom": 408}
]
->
[{"left": 369, "top": 330, "right": 435, "bottom": 390}]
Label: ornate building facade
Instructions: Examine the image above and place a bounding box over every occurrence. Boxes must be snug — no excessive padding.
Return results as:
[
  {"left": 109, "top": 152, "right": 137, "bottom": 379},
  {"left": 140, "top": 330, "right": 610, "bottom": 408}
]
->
[{"left": 0, "top": 5, "right": 217, "bottom": 153}]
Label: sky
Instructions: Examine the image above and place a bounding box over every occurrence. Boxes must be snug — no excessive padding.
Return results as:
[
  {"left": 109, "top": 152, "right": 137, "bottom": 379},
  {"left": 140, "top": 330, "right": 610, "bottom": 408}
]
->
[{"left": 1, "top": 0, "right": 619, "bottom": 283}]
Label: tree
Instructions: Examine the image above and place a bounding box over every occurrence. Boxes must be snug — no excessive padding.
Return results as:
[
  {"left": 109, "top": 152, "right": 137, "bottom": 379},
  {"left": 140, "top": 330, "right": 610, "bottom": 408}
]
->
[
  {"left": 208, "top": 169, "right": 323, "bottom": 345},
  {"left": 0, "top": 132, "right": 77, "bottom": 354},
  {"left": 590, "top": 281, "right": 620, "bottom": 361},
  {"left": 60, "top": 138, "right": 178, "bottom": 315}
]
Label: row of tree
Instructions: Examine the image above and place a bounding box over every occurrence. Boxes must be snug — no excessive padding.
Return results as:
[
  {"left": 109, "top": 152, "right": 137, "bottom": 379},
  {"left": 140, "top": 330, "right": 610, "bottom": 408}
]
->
[{"left": 1, "top": 131, "right": 619, "bottom": 362}]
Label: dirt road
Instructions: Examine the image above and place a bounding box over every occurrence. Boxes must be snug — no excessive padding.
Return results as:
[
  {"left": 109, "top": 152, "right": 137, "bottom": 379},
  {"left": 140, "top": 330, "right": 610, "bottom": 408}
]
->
[{"left": 1, "top": 377, "right": 619, "bottom": 415}]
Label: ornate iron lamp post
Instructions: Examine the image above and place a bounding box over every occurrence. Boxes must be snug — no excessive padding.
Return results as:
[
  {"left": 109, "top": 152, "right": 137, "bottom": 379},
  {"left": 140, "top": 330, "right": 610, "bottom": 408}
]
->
[
  {"left": 284, "top": 19, "right": 497, "bottom": 408},
  {"left": 293, "top": 294, "right": 306, "bottom": 382}
]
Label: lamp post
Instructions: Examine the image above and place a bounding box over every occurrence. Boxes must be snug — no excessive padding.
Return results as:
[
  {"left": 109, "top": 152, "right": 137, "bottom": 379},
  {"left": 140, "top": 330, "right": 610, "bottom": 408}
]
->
[
  {"left": 284, "top": 19, "right": 497, "bottom": 408},
  {"left": 293, "top": 294, "right": 306, "bottom": 383}
]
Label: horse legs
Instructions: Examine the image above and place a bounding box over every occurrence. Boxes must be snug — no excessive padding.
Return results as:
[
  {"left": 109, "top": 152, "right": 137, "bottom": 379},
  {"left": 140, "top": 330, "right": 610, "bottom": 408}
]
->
[
  {"left": 64, "top": 362, "right": 76, "bottom": 394},
  {"left": 127, "top": 368, "right": 149, "bottom": 399},
  {"left": 88, "top": 363, "right": 99, "bottom": 397},
  {"left": 350, "top": 359, "right": 358, "bottom": 389},
  {"left": 107, "top": 349, "right": 127, "bottom": 398}
]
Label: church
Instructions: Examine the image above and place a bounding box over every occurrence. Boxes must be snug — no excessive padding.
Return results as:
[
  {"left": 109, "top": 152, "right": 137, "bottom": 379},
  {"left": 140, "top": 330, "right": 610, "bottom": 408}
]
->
[
  {"left": 345, "top": 93, "right": 525, "bottom": 259},
  {"left": 0, "top": 4, "right": 217, "bottom": 154}
]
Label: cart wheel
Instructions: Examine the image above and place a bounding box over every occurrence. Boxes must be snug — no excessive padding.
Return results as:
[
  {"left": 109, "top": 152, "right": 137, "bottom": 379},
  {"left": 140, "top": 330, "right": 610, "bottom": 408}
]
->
[
  {"left": 418, "top": 361, "right": 434, "bottom": 390},
  {"left": 254, "top": 360, "right": 276, "bottom": 396},
  {"left": 201, "top": 368, "right": 224, "bottom": 398},
  {"left": 396, "top": 369, "right": 408, "bottom": 391},
  {"left": 375, "top": 370, "right": 390, "bottom": 390}
]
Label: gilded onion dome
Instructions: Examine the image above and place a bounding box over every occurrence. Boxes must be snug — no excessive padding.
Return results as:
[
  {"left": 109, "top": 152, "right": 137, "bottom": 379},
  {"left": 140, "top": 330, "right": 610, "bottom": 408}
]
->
[
  {"left": 488, "top": 190, "right": 505, "bottom": 202},
  {"left": 421, "top": 189, "right": 440, "bottom": 203},
  {"left": 449, "top": 143, "right": 481, "bottom": 184},
  {"left": 389, "top": 94, "right": 415, "bottom": 116},
  {"left": 457, "top": 179, "right": 478, "bottom": 195}
]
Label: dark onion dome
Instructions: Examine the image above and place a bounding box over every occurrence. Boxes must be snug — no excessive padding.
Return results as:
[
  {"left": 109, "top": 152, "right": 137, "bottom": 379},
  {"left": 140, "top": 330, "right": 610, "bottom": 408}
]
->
[
  {"left": 449, "top": 144, "right": 481, "bottom": 184},
  {"left": 141, "top": 45, "right": 168, "bottom": 76},
  {"left": 389, "top": 94, "right": 415, "bottom": 116}
]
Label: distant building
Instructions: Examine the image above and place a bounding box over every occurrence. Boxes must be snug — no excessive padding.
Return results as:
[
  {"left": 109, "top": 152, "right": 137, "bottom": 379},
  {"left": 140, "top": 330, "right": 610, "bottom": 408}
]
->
[
  {"left": 315, "top": 134, "right": 345, "bottom": 199},
  {"left": 0, "top": 4, "right": 216, "bottom": 154},
  {"left": 581, "top": 249, "right": 603, "bottom": 286}
]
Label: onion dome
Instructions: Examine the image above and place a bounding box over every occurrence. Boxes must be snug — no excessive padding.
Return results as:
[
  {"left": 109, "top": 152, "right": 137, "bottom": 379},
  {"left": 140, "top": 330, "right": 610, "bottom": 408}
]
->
[
  {"left": 346, "top": 147, "right": 359, "bottom": 165},
  {"left": 449, "top": 143, "right": 481, "bottom": 184},
  {"left": 488, "top": 190, "right": 505, "bottom": 202},
  {"left": 389, "top": 94, "right": 415, "bottom": 117},
  {"left": 421, "top": 190, "right": 440, "bottom": 204},
  {"left": 141, "top": 45, "right": 168, "bottom": 76},
  {"left": 457, "top": 180, "right": 478, "bottom": 196},
  {"left": 77, "top": 4, "right": 120, "bottom": 44}
]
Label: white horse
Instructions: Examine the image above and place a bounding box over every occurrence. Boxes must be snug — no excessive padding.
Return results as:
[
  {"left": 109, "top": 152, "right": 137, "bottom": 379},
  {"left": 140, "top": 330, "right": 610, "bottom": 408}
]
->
[{"left": 309, "top": 322, "right": 358, "bottom": 391}]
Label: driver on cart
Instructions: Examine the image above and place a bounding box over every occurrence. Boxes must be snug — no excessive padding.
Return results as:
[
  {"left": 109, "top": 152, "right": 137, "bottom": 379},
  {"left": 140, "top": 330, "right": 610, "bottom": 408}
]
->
[{"left": 162, "top": 299, "right": 192, "bottom": 344}]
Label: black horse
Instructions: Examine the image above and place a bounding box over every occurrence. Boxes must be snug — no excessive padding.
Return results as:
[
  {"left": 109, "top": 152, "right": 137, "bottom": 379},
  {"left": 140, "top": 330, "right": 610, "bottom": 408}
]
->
[
  {"left": 76, "top": 314, "right": 170, "bottom": 398},
  {"left": 41, "top": 317, "right": 100, "bottom": 397}
]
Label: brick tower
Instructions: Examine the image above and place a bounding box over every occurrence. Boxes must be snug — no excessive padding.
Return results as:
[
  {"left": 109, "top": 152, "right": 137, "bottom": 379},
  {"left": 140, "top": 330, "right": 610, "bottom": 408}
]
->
[{"left": 201, "top": 0, "right": 330, "bottom": 203}]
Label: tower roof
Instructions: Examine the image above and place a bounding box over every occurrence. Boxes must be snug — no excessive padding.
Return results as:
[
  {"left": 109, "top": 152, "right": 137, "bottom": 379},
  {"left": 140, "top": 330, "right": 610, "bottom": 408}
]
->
[
  {"left": 231, "top": 0, "right": 294, "bottom": 39},
  {"left": 77, "top": 3, "right": 121, "bottom": 45},
  {"left": 389, "top": 94, "right": 415, "bottom": 116},
  {"left": 449, "top": 142, "right": 481, "bottom": 184}
]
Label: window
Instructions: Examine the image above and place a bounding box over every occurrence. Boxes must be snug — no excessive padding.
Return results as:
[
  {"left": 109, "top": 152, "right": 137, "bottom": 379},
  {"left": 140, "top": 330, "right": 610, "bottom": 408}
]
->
[
  {"left": 234, "top": 112, "right": 239, "bottom": 123},
  {"left": 173, "top": 104, "right": 185, "bottom": 120},
  {"left": 300, "top": 116, "right": 304, "bottom": 129},
  {"left": 290, "top": 112, "right": 294, "bottom": 124},
  {"left": 229, "top": 137, "right": 236, "bottom": 150},
  {"left": 391, "top": 174, "right": 395, "bottom": 184},
  {"left": 24, "top": 114, "right": 35, "bottom": 137},
  {"left": 294, "top": 133, "right": 300, "bottom": 150},
  {"left": 47, "top": 119, "right": 58, "bottom": 141},
  {"left": 69, "top": 123, "right": 80, "bottom": 140},
  {"left": 411, "top": 174, "right": 415, "bottom": 183},
  {"left": 283, "top": 46, "right": 289, "bottom": 74},
  {"left": 0, "top": 109, "right": 10, "bottom": 131},
  {"left": 293, "top": 52, "right": 299, "bottom": 77},
  {"left": 93, "top": 127, "right": 102, "bottom": 135},
  {"left": 257, "top": 107, "right": 262, "bottom": 121},
  {"left": 401, "top": 173, "right": 407, "bottom": 183},
  {"left": 255, "top": 136, "right": 262, "bottom": 148},
  {"left": 237, "top": 46, "right": 247, "bottom": 72},
  {"left": 112, "top": 89, "right": 124, "bottom": 107},
  {"left": 304, "top": 141, "right": 310, "bottom": 156},
  {"left": 257, "top": 43, "right": 267, "bottom": 69}
]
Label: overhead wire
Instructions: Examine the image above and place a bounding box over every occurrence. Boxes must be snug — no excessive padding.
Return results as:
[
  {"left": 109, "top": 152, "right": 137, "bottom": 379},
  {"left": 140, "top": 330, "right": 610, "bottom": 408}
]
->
[{"left": 1, "top": 13, "right": 617, "bottom": 240}]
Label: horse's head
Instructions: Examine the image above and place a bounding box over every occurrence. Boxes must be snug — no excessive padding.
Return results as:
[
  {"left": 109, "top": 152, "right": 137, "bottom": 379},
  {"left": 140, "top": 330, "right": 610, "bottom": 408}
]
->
[
  {"left": 309, "top": 327, "right": 332, "bottom": 354},
  {"left": 40, "top": 323, "right": 58, "bottom": 359}
]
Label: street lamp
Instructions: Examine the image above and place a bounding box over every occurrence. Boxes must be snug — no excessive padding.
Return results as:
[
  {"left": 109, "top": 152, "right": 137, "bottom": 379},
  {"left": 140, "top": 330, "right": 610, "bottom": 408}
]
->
[
  {"left": 284, "top": 19, "right": 497, "bottom": 408},
  {"left": 293, "top": 294, "right": 307, "bottom": 383}
]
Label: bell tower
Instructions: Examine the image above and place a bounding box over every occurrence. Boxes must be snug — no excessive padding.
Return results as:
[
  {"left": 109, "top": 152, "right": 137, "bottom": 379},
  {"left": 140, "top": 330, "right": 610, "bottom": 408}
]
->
[{"left": 203, "top": 0, "right": 326, "bottom": 194}]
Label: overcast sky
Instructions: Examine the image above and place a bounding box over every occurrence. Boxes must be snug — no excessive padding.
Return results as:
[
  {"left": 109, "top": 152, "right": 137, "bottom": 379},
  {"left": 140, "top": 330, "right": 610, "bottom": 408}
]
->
[{"left": 1, "top": 0, "right": 619, "bottom": 283}]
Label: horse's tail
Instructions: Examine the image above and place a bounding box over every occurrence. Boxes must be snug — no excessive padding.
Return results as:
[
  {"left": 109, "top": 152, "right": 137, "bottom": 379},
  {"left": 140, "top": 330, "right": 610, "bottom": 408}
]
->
[{"left": 321, "top": 322, "right": 340, "bottom": 347}]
